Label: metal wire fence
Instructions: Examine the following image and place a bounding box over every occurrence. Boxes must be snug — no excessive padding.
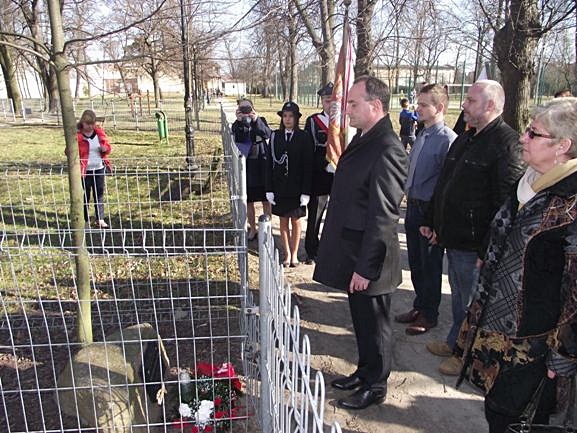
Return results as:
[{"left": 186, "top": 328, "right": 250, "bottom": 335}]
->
[
  {"left": 0, "top": 97, "right": 222, "bottom": 134},
  {"left": 0, "top": 102, "right": 341, "bottom": 433},
  {"left": 0, "top": 155, "right": 251, "bottom": 433}
]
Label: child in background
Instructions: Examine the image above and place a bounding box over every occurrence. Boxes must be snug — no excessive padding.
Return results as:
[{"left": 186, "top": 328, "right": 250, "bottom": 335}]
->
[{"left": 399, "top": 98, "right": 418, "bottom": 151}]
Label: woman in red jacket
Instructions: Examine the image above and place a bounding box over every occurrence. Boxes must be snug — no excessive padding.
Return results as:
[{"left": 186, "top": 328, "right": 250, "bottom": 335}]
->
[{"left": 77, "top": 110, "right": 112, "bottom": 228}]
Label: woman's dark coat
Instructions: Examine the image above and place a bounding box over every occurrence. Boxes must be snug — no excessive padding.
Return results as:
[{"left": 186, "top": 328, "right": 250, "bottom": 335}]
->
[{"left": 264, "top": 129, "right": 313, "bottom": 198}]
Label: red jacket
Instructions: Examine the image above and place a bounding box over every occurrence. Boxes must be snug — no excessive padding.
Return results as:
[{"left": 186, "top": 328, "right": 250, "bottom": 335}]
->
[{"left": 76, "top": 127, "right": 112, "bottom": 176}]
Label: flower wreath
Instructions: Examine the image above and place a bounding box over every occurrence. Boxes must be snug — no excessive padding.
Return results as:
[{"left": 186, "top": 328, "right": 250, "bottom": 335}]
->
[{"left": 172, "top": 362, "right": 243, "bottom": 433}]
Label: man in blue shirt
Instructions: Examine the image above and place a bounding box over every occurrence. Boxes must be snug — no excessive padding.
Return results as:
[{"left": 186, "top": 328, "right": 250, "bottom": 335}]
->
[{"left": 395, "top": 84, "right": 457, "bottom": 335}]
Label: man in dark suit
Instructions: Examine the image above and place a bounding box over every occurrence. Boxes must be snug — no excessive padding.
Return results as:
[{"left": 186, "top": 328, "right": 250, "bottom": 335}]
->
[{"left": 313, "top": 76, "right": 408, "bottom": 410}]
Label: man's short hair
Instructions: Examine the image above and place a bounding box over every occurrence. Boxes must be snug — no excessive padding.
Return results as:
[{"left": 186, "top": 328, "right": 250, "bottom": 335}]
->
[
  {"left": 554, "top": 89, "right": 572, "bottom": 98},
  {"left": 419, "top": 84, "right": 449, "bottom": 113},
  {"left": 400, "top": 98, "right": 409, "bottom": 108},
  {"left": 475, "top": 80, "right": 505, "bottom": 115},
  {"left": 354, "top": 75, "right": 390, "bottom": 112}
]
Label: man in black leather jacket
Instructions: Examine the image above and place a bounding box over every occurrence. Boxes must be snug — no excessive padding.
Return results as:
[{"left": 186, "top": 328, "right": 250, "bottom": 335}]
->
[{"left": 420, "top": 80, "right": 524, "bottom": 375}]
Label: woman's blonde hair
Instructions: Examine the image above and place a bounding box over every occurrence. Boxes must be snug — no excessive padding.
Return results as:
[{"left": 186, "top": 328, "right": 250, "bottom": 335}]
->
[
  {"left": 531, "top": 97, "right": 577, "bottom": 158},
  {"left": 77, "top": 109, "right": 97, "bottom": 130}
]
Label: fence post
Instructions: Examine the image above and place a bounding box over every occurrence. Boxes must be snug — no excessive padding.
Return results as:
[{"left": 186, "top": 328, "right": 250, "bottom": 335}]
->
[
  {"left": 21, "top": 100, "right": 26, "bottom": 122},
  {"left": 41, "top": 99, "right": 44, "bottom": 123},
  {"left": 111, "top": 101, "right": 117, "bottom": 130},
  {"left": 135, "top": 111, "right": 139, "bottom": 131},
  {"left": 9, "top": 98, "right": 15, "bottom": 122},
  {"left": 238, "top": 155, "right": 247, "bottom": 230},
  {"left": 258, "top": 214, "right": 273, "bottom": 433}
]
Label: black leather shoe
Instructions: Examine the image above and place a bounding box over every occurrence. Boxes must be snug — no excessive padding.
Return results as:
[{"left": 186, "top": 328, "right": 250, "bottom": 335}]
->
[
  {"left": 331, "top": 375, "right": 364, "bottom": 391},
  {"left": 337, "top": 388, "right": 386, "bottom": 410}
]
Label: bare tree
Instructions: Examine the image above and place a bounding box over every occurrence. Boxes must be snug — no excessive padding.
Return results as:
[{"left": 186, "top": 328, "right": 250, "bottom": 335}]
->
[
  {"left": 355, "top": 0, "right": 376, "bottom": 75},
  {"left": 490, "top": 0, "right": 575, "bottom": 131},
  {"left": 13, "top": 0, "right": 60, "bottom": 112},
  {"left": 292, "top": 0, "right": 336, "bottom": 85}
]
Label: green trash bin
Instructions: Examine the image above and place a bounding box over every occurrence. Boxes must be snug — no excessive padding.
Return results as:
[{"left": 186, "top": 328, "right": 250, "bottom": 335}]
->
[{"left": 155, "top": 111, "right": 169, "bottom": 144}]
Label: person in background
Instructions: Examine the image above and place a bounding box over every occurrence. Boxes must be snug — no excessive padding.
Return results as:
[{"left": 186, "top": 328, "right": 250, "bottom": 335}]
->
[
  {"left": 456, "top": 97, "right": 577, "bottom": 433},
  {"left": 399, "top": 98, "right": 418, "bottom": 151},
  {"left": 304, "top": 82, "right": 335, "bottom": 265},
  {"left": 76, "top": 109, "right": 112, "bottom": 229},
  {"left": 231, "top": 98, "right": 272, "bottom": 240},
  {"left": 314, "top": 76, "right": 407, "bottom": 410},
  {"left": 554, "top": 88, "right": 573, "bottom": 98},
  {"left": 265, "top": 102, "right": 313, "bottom": 267},
  {"left": 421, "top": 80, "right": 524, "bottom": 376},
  {"left": 395, "top": 84, "right": 457, "bottom": 335}
]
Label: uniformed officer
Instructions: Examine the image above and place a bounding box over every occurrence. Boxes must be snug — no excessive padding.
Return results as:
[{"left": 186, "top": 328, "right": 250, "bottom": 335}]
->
[{"left": 304, "top": 82, "right": 335, "bottom": 265}]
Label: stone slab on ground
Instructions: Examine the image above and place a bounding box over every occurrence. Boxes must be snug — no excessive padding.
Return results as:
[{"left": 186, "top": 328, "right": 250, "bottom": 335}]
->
[{"left": 56, "top": 323, "right": 169, "bottom": 433}]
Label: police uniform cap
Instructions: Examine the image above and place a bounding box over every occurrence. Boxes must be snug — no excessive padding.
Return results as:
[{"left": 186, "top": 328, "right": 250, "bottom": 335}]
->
[
  {"left": 317, "top": 82, "right": 334, "bottom": 97},
  {"left": 277, "top": 101, "right": 302, "bottom": 118}
]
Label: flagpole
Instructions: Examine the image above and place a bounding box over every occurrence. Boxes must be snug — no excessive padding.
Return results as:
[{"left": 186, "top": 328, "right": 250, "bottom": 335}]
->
[{"left": 342, "top": 0, "right": 351, "bottom": 147}]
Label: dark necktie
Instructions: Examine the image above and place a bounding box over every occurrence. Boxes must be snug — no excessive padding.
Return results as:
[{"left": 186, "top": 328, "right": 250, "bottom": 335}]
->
[{"left": 286, "top": 132, "right": 292, "bottom": 142}]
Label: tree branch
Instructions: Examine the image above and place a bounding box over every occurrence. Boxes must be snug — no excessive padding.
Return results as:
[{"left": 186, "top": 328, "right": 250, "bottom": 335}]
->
[
  {"left": 63, "top": 0, "right": 168, "bottom": 49},
  {"left": 0, "top": 39, "right": 51, "bottom": 63}
]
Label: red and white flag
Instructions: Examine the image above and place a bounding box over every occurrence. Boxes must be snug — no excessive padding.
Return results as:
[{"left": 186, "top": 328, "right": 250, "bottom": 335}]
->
[{"left": 326, "top": 19, "right": 355, "bottom": 169}]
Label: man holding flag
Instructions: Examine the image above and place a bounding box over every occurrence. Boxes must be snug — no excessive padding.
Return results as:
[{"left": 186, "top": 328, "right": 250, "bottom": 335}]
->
[
  {"left": 313, "top": 75, "right": 408, "bottom": 409},
  {"left": 303, "top": 83, "right": 335, "bottom": 265}
]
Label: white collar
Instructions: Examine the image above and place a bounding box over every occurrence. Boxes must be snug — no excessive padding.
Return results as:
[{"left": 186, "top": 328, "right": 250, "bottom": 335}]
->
[{"left": 517, "top": 167, "right": 541, "bottom": 207}]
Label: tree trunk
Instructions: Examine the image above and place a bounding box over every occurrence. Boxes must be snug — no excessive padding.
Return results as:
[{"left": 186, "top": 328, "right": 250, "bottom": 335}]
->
[
  {"left": 288, "top": 6, "right": 298, "bottom": 101},
  {"left": 39, "top": 62, "right": 60, "bottom": 112},
  {"left": 46, "top": 0, "right": 92, "bottom": 345},
  {"left": 279, "top": 53, "right": 288, "bottom": 101},
  {"left": 319, "top": 0, "right": 335, "bottom": 84},
  {"left": 494, "top": 0, "right": 541, "bottom": 133},
  {"left": 489, "top": 0, "right": 506, "bottom": 81},
  {"left": 0, "top": 42, "right": 23, "bottom": 116},
  {"left": 151, "top": 61, "right": 160, "bottom": 108},
  {"left": 293, "top": 0, "right": 336, "bottom": 86},
  {"left": 355, "top": 0, "right": 375, "bottom": 76},
  {"left": 74, "top": 66, "right": 81, "bottom": 100}
]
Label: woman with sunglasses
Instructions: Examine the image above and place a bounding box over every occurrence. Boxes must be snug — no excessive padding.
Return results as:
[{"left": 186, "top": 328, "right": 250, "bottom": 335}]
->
[
  {"left": 456, "top": 97, "right": 577, "bottom": 432},
  {"left": 77, "top": 109, "right": 112, "bottom": 229}
]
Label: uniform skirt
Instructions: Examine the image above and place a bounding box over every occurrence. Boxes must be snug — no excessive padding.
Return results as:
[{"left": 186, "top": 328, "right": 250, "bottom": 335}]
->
[
  {"left": 272, "top": 196, "right": 306, "bottom": 218},
  {"left": 247, "top": 186, "right": 266, "bottom": 203}
]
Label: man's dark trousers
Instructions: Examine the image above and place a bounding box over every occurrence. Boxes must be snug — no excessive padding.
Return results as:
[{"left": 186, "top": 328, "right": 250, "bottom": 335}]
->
[
  {"left": 348, "top": 291, "right": 392, "bottom": 391},
  {"left": 305, "top": 194, "right": 329, "bottom": 260},
  {"left": 405, "top": 198, "right": 444, "bottom": 322}
]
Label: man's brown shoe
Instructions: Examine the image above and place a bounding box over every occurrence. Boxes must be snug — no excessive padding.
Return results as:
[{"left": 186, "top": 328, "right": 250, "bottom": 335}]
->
[
  {"left": 394, "top": 309, "right": 420, "bottom": 323},
  {"left": 438, "top": 356, "right": 463, "bottom": 376},
  {"left": 405, "top": 316, "right": 437, "bottom": 335},
  {"left": 426, "top": 340, "right": 453, "bottom": 357}
]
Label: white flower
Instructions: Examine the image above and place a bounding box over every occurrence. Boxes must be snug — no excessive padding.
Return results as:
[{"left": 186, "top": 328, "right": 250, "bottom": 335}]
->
[
  {"left": 179, "top": 403, "right": 193, "bottom": 418},
  {"left": 216, "top": 363, "right": 229, "bottom": 375},
  {"left": 195, "top": 400, "right": 215, "bottom": 425}
]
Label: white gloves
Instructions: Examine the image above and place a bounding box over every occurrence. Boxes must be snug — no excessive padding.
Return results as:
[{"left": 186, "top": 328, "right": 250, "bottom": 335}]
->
[
  {"left": 300, "top": 194, "right": 310, "bottom": 207},
  {"left": 325, "top": 164, "right": 336, "bottom": 173},
  {"left": 266, "top": 192, "right": 276, "bottom": 205}
]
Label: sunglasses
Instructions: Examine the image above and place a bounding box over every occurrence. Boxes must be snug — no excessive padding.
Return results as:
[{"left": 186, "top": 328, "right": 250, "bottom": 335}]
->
[{"left": 525, "top": 126, "right": 555, "bottom": 140}]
